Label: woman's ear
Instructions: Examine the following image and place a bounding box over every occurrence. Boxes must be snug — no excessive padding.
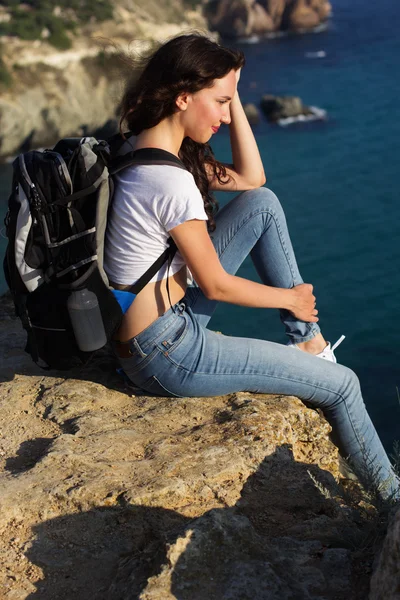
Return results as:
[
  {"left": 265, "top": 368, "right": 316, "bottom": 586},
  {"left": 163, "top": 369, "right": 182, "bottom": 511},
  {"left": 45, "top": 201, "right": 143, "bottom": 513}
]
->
[{"left": 176, "top": 92, "right": 190, "bottom": 111}]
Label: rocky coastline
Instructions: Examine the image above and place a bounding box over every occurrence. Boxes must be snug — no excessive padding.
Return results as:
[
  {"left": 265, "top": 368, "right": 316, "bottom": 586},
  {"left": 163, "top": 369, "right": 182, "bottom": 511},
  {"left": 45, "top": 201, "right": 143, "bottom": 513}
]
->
[
  {"left": 0, "top": 1, "right": 207, "bottom": 160},
  {"left": 203, "top": 0, "right": 332, "bottom": 40},
  {"left": 0, "top": 0, "right": 334, "bottom": 161}
]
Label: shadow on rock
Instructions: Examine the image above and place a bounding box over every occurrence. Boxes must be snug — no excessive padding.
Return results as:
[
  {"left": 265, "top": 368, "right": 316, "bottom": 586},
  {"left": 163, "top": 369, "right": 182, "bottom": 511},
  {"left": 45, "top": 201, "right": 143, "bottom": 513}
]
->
[
  {"left": 169, "top": 445, "right": 352, "bottom": 600},
  {"left": 26, "top": 447, "right": 355, "bottom": 599},
  {"left": 26, "top": 504, "right": 191, "bottom": 600},
  {"left": 5, "top": 437, "right": 56, "bottom": 475}
]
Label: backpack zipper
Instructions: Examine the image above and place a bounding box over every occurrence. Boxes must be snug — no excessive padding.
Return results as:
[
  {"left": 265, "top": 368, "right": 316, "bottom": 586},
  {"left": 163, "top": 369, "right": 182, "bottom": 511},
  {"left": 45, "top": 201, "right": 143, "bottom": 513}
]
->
[
  {"left": 18, "top": 155, "right": 43, "bottom": 215},
  {"left": 44, "top": 151, "right": 72, "bottom": 195}
]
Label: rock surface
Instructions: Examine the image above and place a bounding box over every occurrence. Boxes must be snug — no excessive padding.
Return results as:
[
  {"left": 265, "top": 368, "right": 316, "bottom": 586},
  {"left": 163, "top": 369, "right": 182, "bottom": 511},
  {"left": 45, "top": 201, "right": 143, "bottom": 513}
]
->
[
  {"left": 204, "top": 0, "right": 332, "bottom": 39},
  {"left": 243, "top": 102, "right": 260, "bottom": 124},
  {"left": 260, "top": 93, "right": 314, "bottom": 121},
  {"left": 0, "top": 294, "right": 378, "bottom": 599},
  {"left": 0, "top": 50, "right": 124, "bottom": 158},
  {"left": 369, "top": 507, "right": 400, "bottom": 600}
]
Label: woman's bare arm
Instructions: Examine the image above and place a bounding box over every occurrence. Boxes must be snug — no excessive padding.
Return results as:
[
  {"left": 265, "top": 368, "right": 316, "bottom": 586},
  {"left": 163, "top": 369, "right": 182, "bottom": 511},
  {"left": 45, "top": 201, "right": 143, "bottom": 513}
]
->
[
  {"left": 208, "top": 71, "right": 266, "bottom": 192},
  {"left": 170, "top": 219, "right": 318, "bottom": 322}
]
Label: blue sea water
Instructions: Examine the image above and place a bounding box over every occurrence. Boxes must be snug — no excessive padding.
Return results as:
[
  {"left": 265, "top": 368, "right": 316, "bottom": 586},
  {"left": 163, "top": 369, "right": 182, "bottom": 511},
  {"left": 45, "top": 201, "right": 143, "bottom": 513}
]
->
[{"left": 0, "top": 0, "right": 399, "bottom": 449}]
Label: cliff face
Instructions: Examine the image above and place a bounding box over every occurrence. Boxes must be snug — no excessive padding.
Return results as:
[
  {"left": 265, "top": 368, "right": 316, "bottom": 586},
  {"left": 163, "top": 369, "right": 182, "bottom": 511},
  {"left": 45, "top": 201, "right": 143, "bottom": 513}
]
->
[
  {"left": 204, "top": 0, "right": 332, "bottom": 38},
  {"left": 0, "top": 50, "right": 125, "bottom": 158},
  {"left": 370, "top": 508, "right": 400, "bottom": 600},
  {"left": 0, "top": 1, "right": 207, "bottom": 159},
  {"left": 0, "top": 294, "right": 377, "bottom": 599}
]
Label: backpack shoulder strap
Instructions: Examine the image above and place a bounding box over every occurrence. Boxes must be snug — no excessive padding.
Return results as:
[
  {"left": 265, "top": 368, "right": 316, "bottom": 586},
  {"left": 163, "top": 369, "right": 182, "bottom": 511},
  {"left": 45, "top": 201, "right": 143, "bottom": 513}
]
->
[
  {"left": 128, "top": 239, "right": 177, "bottom": 296},
  {"left": 109, "top": 147, "right": 187, "bottom": 175},
  {"left": 108, "top": 143, "right": 187, "bottom": 298}
]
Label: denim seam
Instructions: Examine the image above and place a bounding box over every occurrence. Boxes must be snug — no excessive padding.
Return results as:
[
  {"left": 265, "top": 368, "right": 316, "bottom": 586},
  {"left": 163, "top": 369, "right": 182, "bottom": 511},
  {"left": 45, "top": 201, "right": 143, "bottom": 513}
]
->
[
  {"left": 142, "top": 375, "right": 186, "bottom": 398},
  {"left": 217, "top": 207, "right": 320, "bottom": 342},
  {"left": 217, "top": 208, "right": 300, "bottom": 287},
  {"left": 118, "top": 347, "right": 159, "bottom": 375},
  {"left": 341, "top": 395, "right": 365, "bottom": 456},
  {"left": 161, "top": 354, "right": 347, "bottom": 397},
  {"left": 135, "top": 310, "right": 185, "bottom": 353},
  {"left": 158, "top": 359, "right": 358, "bottom": 416},
  {"left": 290, "top": 328, "right": 321, "bottom": 344},
  {"left": 156, "top": 317, "right": 189, "bottom": 354}
]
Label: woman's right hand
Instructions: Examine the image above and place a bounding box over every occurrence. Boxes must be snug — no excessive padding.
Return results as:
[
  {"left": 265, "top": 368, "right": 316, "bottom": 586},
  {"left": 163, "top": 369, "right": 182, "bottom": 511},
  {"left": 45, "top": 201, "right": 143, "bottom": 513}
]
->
[{"left": 287, "top": 283, "right": 319, "bottom": 322}]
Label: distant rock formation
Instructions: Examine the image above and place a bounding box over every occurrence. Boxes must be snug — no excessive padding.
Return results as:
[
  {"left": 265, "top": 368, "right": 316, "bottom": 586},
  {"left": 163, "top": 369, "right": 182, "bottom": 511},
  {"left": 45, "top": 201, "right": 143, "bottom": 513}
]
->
[
  {"left": 261, "top": 94, "right": 308, "bottom": 121},
  {"left": 203, "top": 0, "right": 332, "bottom": 38},
  {"left": 243, "top": 102, "right": 260, "bottom": 124},
  {"left": 260, "top": 93, "right": 327, "bottom": 124}
]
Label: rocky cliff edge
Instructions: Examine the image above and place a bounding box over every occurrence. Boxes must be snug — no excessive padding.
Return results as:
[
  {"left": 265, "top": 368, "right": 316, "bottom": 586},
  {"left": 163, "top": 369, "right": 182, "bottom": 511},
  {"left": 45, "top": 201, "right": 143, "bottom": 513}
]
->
[{"left": 0, "top": 293, "right": 386, "bottom": 599}]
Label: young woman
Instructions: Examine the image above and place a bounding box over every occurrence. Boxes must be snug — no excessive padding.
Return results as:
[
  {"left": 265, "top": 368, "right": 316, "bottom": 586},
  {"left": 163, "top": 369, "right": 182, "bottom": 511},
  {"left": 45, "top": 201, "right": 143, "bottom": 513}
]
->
[{"left": 104, "top": 33, "right": 398, "bottom": 500}]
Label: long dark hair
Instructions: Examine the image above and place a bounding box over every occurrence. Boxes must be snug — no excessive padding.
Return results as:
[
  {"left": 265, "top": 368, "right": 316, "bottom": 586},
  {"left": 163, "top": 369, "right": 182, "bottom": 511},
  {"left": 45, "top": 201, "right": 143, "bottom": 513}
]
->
[{"left": 119, "top": 33, "right": 245, "bottom": 230}]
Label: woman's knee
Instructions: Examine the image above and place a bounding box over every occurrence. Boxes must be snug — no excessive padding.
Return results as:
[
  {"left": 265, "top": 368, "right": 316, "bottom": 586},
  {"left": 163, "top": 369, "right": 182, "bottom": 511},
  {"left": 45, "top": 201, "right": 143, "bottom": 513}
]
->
[
  {"left": 235, "top": 187, "right": 283, "bottom": 216},
  {"left": 337, "top": 365, "right": 363, "bottom": 404}
]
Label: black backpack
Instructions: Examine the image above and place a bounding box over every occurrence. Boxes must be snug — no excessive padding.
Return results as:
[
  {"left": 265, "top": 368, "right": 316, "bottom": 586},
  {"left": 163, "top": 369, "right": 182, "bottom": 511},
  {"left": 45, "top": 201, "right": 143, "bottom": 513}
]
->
[{"left": 3, "top": 135, "right": 185, "bottom": 369}]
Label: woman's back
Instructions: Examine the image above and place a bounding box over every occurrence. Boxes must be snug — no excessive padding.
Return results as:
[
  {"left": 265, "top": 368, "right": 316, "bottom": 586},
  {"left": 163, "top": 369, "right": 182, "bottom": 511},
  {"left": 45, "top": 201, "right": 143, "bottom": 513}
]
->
[{"left": 105, "top": 161, "right": 208, "bottom": 340}]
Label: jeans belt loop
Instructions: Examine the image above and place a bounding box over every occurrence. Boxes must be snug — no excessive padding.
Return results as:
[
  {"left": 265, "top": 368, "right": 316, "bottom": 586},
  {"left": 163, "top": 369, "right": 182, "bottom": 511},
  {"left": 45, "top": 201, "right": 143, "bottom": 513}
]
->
[
  {"left": 132, "top": 338, "right": 146, "bottom": 357},
  {"left": 114, "top": 337, "right": 144, "bottom": 359}
]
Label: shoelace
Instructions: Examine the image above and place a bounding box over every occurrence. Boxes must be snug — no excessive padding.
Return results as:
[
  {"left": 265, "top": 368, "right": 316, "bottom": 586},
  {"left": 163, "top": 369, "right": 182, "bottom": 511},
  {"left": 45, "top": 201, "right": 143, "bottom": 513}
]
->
[{"left": 331, "top": 335, "right": 346, "bottom": 352}]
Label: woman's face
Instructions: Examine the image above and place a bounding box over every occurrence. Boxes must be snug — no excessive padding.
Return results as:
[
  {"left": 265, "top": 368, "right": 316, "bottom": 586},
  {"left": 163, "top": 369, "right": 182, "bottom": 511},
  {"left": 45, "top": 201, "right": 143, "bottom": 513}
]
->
[{"left": 180, "top": 69, "right": 237, "bottom": 143}]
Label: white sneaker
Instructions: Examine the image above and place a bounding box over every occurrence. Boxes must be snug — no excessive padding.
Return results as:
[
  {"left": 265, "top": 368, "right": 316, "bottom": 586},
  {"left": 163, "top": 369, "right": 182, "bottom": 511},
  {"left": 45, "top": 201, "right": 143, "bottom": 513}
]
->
[{"left": 288, "top": 335, "right": 346, "bottom": 363}]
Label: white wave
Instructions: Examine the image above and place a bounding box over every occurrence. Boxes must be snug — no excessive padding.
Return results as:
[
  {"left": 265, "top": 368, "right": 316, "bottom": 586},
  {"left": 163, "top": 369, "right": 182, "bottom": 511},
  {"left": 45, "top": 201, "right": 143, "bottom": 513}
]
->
[
  {"left": 236, "top": 20, "right": 330, "bottom": 44},
  {"left": 312, "top": 22, "right": 329, "bottom": 33},
  {"left": 277, "top": 106, "right": 327, "bottom": 127},
  {"left": 237, "top": 35, "right": 261, "bottom": 44},
  {"left": 294, "top": 21, "right": 330, "bottom": 36},
  {"left": 305, "top": 50, "right": 327, "bottom": 58}
]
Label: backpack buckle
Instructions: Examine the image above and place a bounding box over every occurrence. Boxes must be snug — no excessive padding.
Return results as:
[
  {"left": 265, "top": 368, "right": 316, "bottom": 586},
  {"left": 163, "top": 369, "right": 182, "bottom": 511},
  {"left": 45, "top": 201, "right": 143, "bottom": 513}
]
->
[{"left": 30, "top": 186, "right": 43, "bottom": 214}]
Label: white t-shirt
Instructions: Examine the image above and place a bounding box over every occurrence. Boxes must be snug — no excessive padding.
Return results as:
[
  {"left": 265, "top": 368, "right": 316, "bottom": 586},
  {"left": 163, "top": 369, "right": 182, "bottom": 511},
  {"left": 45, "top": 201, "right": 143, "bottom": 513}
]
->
[{"left": 104, "top": 163, "right": 208, "bottom": 285}]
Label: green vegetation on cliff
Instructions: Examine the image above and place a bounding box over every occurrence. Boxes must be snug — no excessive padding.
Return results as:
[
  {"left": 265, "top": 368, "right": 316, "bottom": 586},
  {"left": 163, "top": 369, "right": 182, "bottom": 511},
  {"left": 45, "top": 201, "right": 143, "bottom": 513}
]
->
[{"left": 0, "top": 0, "right": 113, "bottom": 49}]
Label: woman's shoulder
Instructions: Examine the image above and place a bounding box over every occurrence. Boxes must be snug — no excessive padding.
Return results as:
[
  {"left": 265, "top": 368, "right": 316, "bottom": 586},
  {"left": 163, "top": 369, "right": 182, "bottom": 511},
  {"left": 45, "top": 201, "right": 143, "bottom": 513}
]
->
[{"left": 122, "top": 163, "right": 200, "bottom": 198}]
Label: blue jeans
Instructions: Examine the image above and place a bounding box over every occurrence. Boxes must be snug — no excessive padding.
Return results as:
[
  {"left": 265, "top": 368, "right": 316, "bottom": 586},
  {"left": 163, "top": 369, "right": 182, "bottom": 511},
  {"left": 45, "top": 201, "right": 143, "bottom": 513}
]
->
[{"left": 116, "top": 188, "right": 399, "bottom": 499}]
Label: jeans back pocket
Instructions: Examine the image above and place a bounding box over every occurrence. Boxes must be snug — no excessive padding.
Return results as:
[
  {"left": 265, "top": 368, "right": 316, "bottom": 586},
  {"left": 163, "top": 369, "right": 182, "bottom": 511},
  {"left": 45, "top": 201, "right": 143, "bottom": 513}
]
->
[
  {"left": 141, "top": 375, "right": 184, "bottom": 398},
  {"left": 157, "top": 314, "right": 188, "bottom": 354}
]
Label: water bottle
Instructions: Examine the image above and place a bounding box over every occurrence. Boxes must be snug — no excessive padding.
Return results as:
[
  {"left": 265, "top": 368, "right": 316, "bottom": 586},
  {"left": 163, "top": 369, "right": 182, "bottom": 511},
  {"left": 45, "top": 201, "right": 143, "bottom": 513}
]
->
[{"left": 67, "top": 289, "right": 107, "bottom": 352}]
